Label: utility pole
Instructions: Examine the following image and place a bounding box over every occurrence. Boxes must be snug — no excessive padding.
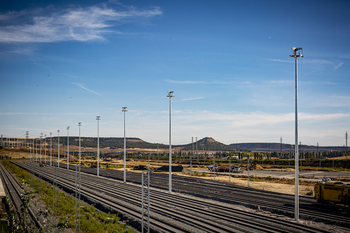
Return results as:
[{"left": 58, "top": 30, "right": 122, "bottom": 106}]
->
[
  {"left": 191, "top": 137, "right": 193, "bottom": 177},
  {"left": 57, "top": 130, "right": 60, "bottom": 168},
  {"left": 44, "top": 134, "right": 47, "bottom": 164},
  {"left": 280, "top": 137, "right": 282, "bottom": 159},
  {"left": 346, "top": 132, "right": 348, "bottom": 159},
  {"left": 50, "top": 132, "right": 52, "bottom": 166},
  {"left": 96, "top": 116, "right": 100, "bottom": 177},
  {"left": 290, "top": 46, "right": 303, "bottom": 222},
  {"left": 122, "top": 107, "right": 127, "bottom": 183},
  {"left": 40, "top": 133, "right": 43, "bottom": 164},
  {"left": 196, "top": 137, "right": 198, "bottom": 162},
  {"left": 67, "top": 126, "right": 70, "bottom": 170},
  {"left": 299, "top": 141, "right": 302, "bottom": 167}
]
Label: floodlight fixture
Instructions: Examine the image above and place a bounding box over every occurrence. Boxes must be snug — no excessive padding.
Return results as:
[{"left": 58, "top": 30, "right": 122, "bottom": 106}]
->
[
  {"left": 290, "top": 47, "right": 303, "bottom": 58},
  {"left": 167, "top": 91, "right": 174, "bottom": 98}
]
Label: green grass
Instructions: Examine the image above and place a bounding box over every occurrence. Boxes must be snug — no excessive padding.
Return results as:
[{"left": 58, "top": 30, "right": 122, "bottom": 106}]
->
[{"left": 1, "top": 160, "right": 133, "bottom": 233}]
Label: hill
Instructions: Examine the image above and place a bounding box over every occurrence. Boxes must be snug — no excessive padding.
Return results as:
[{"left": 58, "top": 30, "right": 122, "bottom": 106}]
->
[
  {"left": 51, "top": 136, "right": 243, "bottom": 151},
  {"left": 53, "top": 137, "right": 169, "bottom": 150},
  {"left": 181, "top": 137, "right": 242, "bottom": 151}
]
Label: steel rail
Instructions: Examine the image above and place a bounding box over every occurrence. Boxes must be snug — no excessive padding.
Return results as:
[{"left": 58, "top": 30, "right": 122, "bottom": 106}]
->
[
  {"left": 0, "top": 163, "right": 43, "bottom": 231},
  {"left": 82, "top": 165, "right": 349, "bottom": 223},
  {"left": 15, "top": 161, "right": 331, "bottom": 233}
]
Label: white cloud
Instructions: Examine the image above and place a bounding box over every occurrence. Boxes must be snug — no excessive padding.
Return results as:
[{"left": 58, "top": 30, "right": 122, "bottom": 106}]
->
[
  {"left": 72, "top": 82, "right": 101, "bottom": 96},
  {"left": 266, "top": 59, "right": 293, "bottom": 63},
  {"left": 0, "top": 5, "right": 162, "bottom": 43},
  {"left": 1, "top": 109, "right": 348, "bottom": 146},
  {"left": 181, "top": 97, "right": 204, "bottom": 101},
  {"left": 302, "top": 94, "right": 350, "bottom": 108},
  {"left": 0, "top": 112, "right": 25, "bottom": 116},
  {"left": 120, "top": 109, "right": 350, "bottom": 145},
  {"left": 267, "top": 58, "right": 344, "bottom": 71},
  {"left": 334, "top": 62, "right": 344, "bottom": 70},
  {"left": 165, "top": 79, "right": 250, "bottom": 85}
]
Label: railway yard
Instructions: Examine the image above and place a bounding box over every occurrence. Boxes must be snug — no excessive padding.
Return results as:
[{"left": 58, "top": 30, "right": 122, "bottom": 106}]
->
[{"left": 0, "top": 160, "right": 349, "bottom": 232}]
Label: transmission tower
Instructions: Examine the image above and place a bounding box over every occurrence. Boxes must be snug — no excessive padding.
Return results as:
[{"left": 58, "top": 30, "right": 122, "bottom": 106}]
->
[{"left": 25, "top": 131, "right": 29, "bottom": 148}]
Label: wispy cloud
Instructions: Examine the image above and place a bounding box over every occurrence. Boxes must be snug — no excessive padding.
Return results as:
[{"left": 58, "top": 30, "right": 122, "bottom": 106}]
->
[
  {"left": 181, "top": 97, "right": 204, "bottom": 101},
  {"left": 0, "top": 4, "right": 162, "bottom": 43},
  {"left": 0, "top": 112, "right": 25, "bottom": 116},
  {"left": 72, "top": 82, "right": 101, "bottom": 96},
  {"left": 264, "top": 80, "right": 294, "bottom": 86},
  {"left": 303, "top": 59, "right": 344, "bottom": 71},
  {"left": 334, "top": 62, "right": 344, "bottom": 70},
  {"left": 267, "top": 58, "right": 344, "bottom": 71},
  {"left": 122, "top": 109, "right": 350, "bottom": 145},
  {"left": 165, "top": 79, "right": 250, "bottom": 85},
  {"left": 266, "top": 59, "right": 293, "bottom": 63}
]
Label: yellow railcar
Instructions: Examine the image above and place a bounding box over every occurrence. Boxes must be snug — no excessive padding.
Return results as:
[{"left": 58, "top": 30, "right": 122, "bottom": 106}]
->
[{"left": 314, "top": 181, "right": 350, "bottom": 206}]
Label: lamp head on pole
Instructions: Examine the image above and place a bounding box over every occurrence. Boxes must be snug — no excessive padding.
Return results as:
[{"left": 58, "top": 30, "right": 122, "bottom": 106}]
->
[
  {"left": 67, "top": 126, "right": 70, "bottom": 130},
  {"left": 290, "top": 47, "right": 303, "bottom": 58},
  {"left": 167, "top": 91, "right": 174, "bottom": 98},
  {"left": 96, "top": 116, "right": 100, "bottom": 121},
  {"left": 122, "top": 107, "right": 127, "bottom": 112},
  {"left": 78, "top": 122, "right": 81, "bottom": 126}
]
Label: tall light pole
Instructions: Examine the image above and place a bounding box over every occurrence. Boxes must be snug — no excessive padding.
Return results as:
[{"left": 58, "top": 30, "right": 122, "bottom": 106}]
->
[
  {"left": 57, "top": 130, "right": 60, "bottom": 168},
  {"left": 67, "top": 126, "right": 70, "bottom": 170},
  {"left": 167, "top": 91, "right": 174, "bottom": 193},
  {"left": 96, "top": 116, "right": 100, "bottom": 177},
  {"left": 44, "top": 134, "right": 47, "bottom": 164},
  {"left": 290, "top": 47, "right": 303, "bottom": 222},
  {"left": 78, "top": 122, "right": 82, "bottom": 233},
  {"left": 50, "top": 132, "right": 52, "bottom": 166},
  {"left": 122, "top": 108, "right": 127, "bottom": 183}
]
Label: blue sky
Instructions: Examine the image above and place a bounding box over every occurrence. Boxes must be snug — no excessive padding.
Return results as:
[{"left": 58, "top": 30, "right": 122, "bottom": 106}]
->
[{"left": 0, "top": 0, "right": 349, "bottom": 146}]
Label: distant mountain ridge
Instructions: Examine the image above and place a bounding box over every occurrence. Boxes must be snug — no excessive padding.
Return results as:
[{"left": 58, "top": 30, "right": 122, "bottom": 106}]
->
[
  {"left": 44, "top": 137, "right": 345, "bottom": 152},
  {"left": 229, "top": 142, "right": 346, "bottom": 152}
]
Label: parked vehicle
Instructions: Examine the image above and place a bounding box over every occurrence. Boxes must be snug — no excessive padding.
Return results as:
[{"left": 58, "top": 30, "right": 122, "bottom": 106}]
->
[
  {"left": 314, "top": 181, "right": 350, "bottom": 207},
  {"left": 322, "top": 177, "right": 331, "bottom": 182},
  {"left": 232, "top": 166, "right": 243, "bottom": 173},
  {"left": 208, "top": 164, "right": 218, "bottom": 171}
]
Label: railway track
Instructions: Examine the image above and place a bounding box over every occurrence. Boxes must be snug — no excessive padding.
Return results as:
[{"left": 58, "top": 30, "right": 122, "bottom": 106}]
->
[
  {"left": 55, "top": 162, "right": 350, "bottom": 227},
  {"left": 0, "top": 163, "right": 43, "bottom": 231},
  {"left": 13, "top": 161, "right": 331, "bottom": 233}
]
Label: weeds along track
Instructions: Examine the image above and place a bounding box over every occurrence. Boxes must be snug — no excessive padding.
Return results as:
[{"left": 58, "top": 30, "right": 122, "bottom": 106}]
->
[
  {"left": 0, "top": 163, "right": 43, "bottom": 231},
  {"left": 14, "top": 161, "right": 329, "bottom": 233},
  {"left": 57, "top": 163, "right": 349, "bottom": 227}
]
